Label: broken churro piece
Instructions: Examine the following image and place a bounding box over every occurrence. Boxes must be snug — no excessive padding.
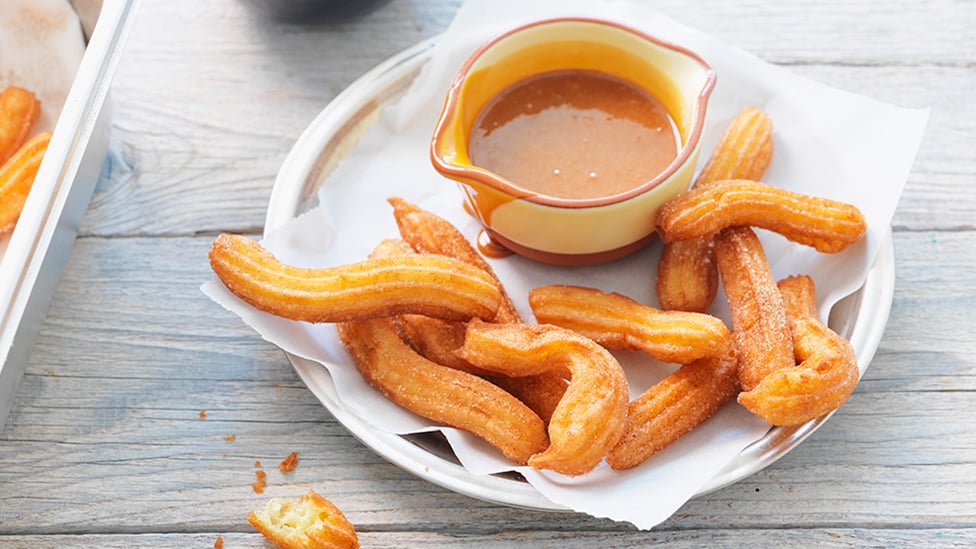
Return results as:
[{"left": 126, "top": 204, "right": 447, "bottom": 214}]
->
[{"left": 248, "top": 489, "right": 359, "bottom": 549}]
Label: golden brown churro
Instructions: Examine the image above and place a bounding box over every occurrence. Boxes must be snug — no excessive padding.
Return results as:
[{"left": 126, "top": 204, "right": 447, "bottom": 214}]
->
[
  {"left": 337, "top": 315, "right": 549, "bottom": 464},
  {"left": 656, "top": 106, "right": 773, "bottom": 312},
  {"left": 248, "top": 489, "right": 359, "bottom": 549},
  {"left": 0, "top": 86, "right": 41, "bottom": 166},
  {"left": 208, "top": 233, "right": 501, "bottom": 323},
  {"left": 656, "top": 179, "right": 867, "bottom": 253},
  {"left": 714, "top": 227, "right": 795, "bottom": 392},
  {"left": 0, "top": 131, "right": 52, "bottom": 234},
  {"left": 529, "top": 284, "right": 730, "bottom": 364},
  {"left": 457, "top": 320, "right": 628, "bottom": 476},
  {"left": 607, "top": 344, "right": 740, "bottom": 470},
  {"left": 388, "top": 197, "right": 571, "bottom": 422},
  {"left": 737, "top": 275, "right": 860, "bottom": 426}
]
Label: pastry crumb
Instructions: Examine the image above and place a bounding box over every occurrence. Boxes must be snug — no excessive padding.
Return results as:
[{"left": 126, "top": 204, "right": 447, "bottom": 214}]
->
[
  {"left": 214, "top": 535, "right": 224, "bottom": 549},
  {"left": 199, "top": 410, "right": 207, "bottom": 418},
  {"left": 254, "top": 460, "right": 262, "bottom": 468},
  {"left": 252, "top": 470, "right": 267, "bottom": 493},
  {"left": 279, "top": 451, "right": 299, "bottom": 473},
  {"left": 224, "top": 434, "right": 236, "bottom": 441}
]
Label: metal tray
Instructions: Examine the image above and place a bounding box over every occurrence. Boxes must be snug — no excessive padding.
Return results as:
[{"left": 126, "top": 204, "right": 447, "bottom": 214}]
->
[
  {"left": 264, "top": 39, "right": 895, "bottom": 510},
  {"left": 0, "top": 0, "right": 140, "bottom": 427}
]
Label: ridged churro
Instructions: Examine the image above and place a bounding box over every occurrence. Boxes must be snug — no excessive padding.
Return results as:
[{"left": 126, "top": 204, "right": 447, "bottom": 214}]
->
[
  {"left": 209, "top": 233, "right": 501, "bottom": 323},
  {"left": 714, "top": 227, "right": 795, "bottom": 392},
  {"left": 656, "top": 179, "right": 867, "bottom": 253},
  {"left": 0, "top": 86, "right": 41, "bottom": 166},
  {"left": 607, "top": 343, "right": 740, "bottom": 470},
  {"left": 0, "top": 131, "right": 51, "bottom": 234},
  {"left": 338, "top": 315, "right": 548, "bottom": 465},
  {"left": 389, "top": 196, "right": 519, "bottom": 322},
  {"left": 738, "top": 275, "right": 860, "bottom": 426},
  {"left": 656, "top": 106, "right": 773, "bottom": 312},
  {"left": 388, "top": 197, "right": 571, "bottom": 422},
  {"left": 457, "top": 320, "right": 628, "bottom": 476},
  {"left": 529, "top": 284, "right": 730, "bottom": 364}
]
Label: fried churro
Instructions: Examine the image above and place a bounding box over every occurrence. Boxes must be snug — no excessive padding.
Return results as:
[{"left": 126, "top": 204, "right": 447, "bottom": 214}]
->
[
  {"left": 714, "top": 227, "right": 795, "bottom": 392},
  {"left": 607, "top": 344, "right": 740, "bottom": 470},
  {"left": 0, "top": 86, "right": 41, "bottom": 166},
  {"left": 338, "top": 315, "right": 548, "bottom": 464},
  {"left": 737, "top": 275, "right": 860, "bottom": 426},
  {"left": 208, "top": 233, "right": 501, "bottom": 323},
  {"left": 248, "top": 489, "right": 359, "bottom": 549},
  {"left": 457, "top": 320, "right": 628, "bottom": 476},
  {"left": 388, "top": 197, "right": 570, "bottom": 422},
  {"left": 529, "top": 285, "right": 730, "bottom": 364},
  {"left": 0, "top": 131, "right": 51, "bottom": 234},
  {"left": 656, "top": 179, "right": 867, "bottom": 253},
  {"left": 656, "top": 106, "right": 773, "bottom": 313}
]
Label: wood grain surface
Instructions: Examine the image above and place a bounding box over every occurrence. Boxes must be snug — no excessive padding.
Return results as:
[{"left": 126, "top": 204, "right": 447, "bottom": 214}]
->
[{"left": 1, "top": 0, "right": 974, "bottom": 547}]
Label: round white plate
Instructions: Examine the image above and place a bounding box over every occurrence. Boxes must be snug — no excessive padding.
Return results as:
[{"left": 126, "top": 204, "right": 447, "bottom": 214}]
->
[{"left": 264, "top": 39, "right": 895, "bottom": 511}]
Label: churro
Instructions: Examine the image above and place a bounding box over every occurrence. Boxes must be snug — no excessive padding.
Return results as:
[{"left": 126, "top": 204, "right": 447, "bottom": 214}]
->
[
  {"left": 0, "top": 131, "right": 51, "bottom": 234},
  {"left": 0, "top": 86, "right": 41, "bottom": 166},
  {"left": 248, "top": 489, "right": 359, "bottom": 549},
  {"left": 738, "top": 275, "right": 860, "bottom": 426},
  {"left": 714, "top": 227, "right": 795, "bottom": 391},
  {"left": 656, "top": 106, "right": 773, "bottom": 312},
  {"left": 656, "top": 179, "right": 867, "bottom": 253},
  {"left": 457, "top": 320, "right": 628, "bottom": 476},
  {"left": 529, "top": 284, "right": 730, "bottom": 364},
  {"left": 607, "top": 343, "right": 740, "bottom": 470},
  {"left": 208, "top": 233, "right": 501, "bottom": 323},
  {"left": 337, "top": 315, "right": 548, "bottom": 464}
]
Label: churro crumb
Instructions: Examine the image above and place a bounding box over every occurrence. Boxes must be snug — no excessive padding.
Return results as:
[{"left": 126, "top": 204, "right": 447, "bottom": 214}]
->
[
  {"left": 199, "top": 410, "right": 207, "bottom": 418},
  {"left": 279, "top": 451, "right": 299, "bottom": 473},
  {"left": 214, "top": 535, "right": 224, "bottom": 549},
  {"left": 252, "top": 470, "right": 267, "bottom": 493},
  {"left": 224, "top": 434, "right": 236, "bottom": 441},
  {"left": 254, "top": 460, "right": 262, "bottom": 468}
]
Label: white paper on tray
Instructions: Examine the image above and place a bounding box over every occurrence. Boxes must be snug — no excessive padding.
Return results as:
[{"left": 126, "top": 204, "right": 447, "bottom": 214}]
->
[
  {"left": 0, "top": 1, "right": 86, "bottom": 262},
  {"left": 203, "top": 0, "right": 928, "bottom": 530}
]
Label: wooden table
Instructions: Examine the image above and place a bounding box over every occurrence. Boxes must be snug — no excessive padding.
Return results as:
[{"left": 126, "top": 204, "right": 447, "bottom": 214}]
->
[{"left": 2, "top": 0, "right": 974, "bottom": 546}]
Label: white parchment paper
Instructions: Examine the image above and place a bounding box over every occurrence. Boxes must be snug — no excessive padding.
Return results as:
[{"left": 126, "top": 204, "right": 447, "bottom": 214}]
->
[{"left": 203, "top": 0, "right": 928, "bottom": 529}]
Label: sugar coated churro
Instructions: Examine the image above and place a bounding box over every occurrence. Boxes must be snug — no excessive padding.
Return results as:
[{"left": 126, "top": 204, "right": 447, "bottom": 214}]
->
[
  {"left": 457, "top": 320, "right": 628, "bottom": 476},
  {"left": 656, "top": 179, "right": 867, "bottom": 253},
  {"left": 529, "top": 284, "right": 730, "bottom": 364},
  {"left": 737, "top": 275, "right": 860, "bottom": 426},
  {"left": 208, "top": 233, "right": 501, "bottom": 323},
  {"left": 714, "top": 227, "right": 795, "bottom": 392}
]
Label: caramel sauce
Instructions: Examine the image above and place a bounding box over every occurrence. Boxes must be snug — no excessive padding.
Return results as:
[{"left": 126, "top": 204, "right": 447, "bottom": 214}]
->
[
  {"left": 476, "top": 229, "right": 513, "bottom": 259},
  {"left": 469, "top": 69, "right": 679, "bottom": 200}
]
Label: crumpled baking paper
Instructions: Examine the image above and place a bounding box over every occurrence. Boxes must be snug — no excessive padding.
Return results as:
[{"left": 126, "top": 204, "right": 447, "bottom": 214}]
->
[{"left": 202, "top": 0, "right": 928, "bottom": 529}]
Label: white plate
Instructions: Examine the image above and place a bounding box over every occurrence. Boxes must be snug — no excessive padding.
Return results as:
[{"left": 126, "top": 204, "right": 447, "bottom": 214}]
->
[{"left": 264, "top": 39, "right": 895, "bottom": 511}]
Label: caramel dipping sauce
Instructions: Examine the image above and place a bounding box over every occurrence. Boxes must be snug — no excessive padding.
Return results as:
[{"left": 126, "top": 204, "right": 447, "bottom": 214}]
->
[{"left": 469, "top": 70, "right": 680, "bottom": 200}]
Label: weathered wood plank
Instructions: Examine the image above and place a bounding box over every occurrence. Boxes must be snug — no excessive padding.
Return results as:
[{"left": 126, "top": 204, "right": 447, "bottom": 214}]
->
[{"left": 2, "top": 529, "right": 976, "bottom": 549}]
